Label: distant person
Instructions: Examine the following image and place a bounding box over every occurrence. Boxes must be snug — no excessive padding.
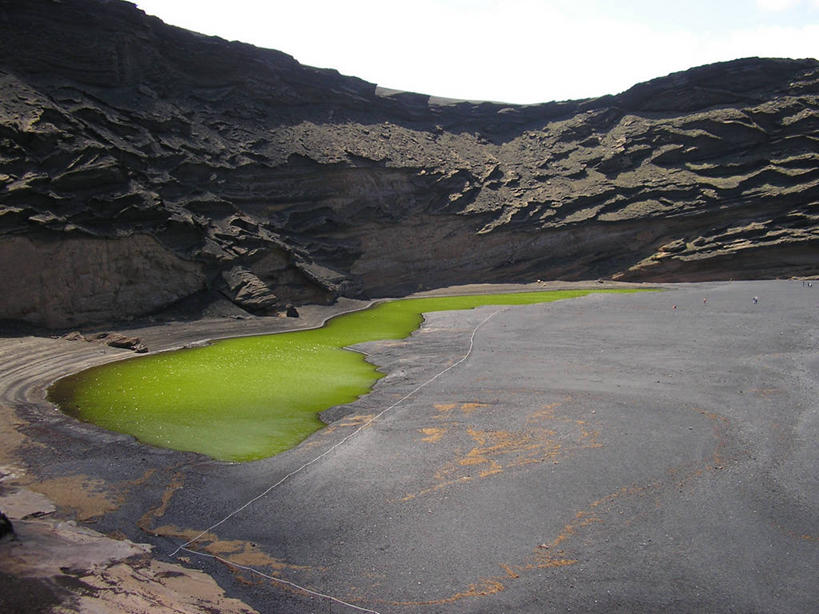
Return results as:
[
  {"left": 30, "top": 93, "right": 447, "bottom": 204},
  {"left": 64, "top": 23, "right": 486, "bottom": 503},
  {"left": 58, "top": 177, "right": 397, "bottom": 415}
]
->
[{"left": 753, "top": 296, "right": 759, "bottom": 304}]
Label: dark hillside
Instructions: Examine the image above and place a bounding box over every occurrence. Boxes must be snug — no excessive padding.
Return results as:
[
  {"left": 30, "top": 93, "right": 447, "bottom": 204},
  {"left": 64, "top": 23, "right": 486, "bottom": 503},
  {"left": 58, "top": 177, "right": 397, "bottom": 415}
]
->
[{"left": 1, "top": 0, "right": 817, "bottom": 327}]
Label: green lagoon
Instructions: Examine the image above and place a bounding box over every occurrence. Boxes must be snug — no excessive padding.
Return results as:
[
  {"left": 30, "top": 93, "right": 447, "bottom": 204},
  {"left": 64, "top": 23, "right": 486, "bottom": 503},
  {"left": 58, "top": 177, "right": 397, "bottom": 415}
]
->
[{"left": 49, "top": 290, "right": 645, "bottom": 461}]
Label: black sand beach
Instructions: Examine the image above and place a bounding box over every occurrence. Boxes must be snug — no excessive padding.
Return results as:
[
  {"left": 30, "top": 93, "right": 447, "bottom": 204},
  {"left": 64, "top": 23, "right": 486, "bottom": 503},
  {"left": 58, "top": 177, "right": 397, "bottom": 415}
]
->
[{"left": 1, "top": 280, "right": 817, "bottom": 613}]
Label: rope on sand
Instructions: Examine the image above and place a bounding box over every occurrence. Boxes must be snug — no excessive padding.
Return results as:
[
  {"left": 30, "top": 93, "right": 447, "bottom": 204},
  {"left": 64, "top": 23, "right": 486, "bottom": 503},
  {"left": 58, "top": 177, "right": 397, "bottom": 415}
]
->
[
  {"left": 178, "top": 547, "right": 382, "bottom": 613},
  {"left": 169, "top": 306, "right": 507, "bottom": 611}
]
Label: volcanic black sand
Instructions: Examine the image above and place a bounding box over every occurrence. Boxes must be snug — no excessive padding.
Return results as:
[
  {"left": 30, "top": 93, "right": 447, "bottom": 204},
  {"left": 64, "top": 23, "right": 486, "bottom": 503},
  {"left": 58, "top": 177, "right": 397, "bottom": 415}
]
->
[{"left": 1, "top": 280, "right": 817, "bottom": 613}]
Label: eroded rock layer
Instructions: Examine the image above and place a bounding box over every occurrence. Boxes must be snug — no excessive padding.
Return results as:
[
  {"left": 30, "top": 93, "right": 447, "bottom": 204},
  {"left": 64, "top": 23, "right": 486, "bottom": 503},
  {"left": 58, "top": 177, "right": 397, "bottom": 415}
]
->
[{"left": 1, "top": 0, "right": 817, "bottom": 327}]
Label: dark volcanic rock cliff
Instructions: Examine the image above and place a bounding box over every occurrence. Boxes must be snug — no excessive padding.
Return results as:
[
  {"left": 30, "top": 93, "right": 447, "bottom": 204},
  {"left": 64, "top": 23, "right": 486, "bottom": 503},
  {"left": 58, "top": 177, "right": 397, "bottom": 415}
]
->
[{"left": 1, "top": 0, "right": 817, "bottom": 327}]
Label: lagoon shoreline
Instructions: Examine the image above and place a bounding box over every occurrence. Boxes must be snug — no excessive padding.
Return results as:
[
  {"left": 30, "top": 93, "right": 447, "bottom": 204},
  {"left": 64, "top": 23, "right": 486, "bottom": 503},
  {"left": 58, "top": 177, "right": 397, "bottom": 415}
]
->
[
  {"left": 0, "top": 280, "right": 639, "bottom": 612},
  {"left": 2, "top": 279, "right": 816, "bottom": 613}
]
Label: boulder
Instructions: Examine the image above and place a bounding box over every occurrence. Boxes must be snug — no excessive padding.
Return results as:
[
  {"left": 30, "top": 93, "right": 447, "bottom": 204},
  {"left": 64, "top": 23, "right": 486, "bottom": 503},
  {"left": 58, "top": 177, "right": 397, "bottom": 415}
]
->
[
  {"left": 219, "top": 267, "right": 279, "bottom": 314},
  {"left": 96, "top": 333, "right": 148, "bottom": 353}
]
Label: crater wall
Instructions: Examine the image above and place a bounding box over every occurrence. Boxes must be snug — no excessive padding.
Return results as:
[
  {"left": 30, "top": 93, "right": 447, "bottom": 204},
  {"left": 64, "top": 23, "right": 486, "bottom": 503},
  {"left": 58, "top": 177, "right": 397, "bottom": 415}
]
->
[{"left": 1, "top": 0, "right": 817, "bottom": 327}]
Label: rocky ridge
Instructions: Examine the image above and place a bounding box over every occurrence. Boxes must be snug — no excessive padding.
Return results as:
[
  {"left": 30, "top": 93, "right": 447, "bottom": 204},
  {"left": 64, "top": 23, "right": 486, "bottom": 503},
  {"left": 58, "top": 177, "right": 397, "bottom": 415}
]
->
[{"left": 1, "top": 0, "right": 817, "bottom": 327}]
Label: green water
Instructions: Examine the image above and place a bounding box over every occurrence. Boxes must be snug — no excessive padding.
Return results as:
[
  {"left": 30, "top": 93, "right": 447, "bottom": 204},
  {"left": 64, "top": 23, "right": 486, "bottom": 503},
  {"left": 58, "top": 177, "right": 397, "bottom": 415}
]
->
[{"left": 48, "top": 290, "right": 644, "bottom": 462}]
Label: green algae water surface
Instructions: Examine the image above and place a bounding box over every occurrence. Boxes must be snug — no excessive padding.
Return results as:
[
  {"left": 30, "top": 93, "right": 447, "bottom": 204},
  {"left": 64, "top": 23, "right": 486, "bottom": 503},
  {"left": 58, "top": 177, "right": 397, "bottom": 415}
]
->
[{"left": 49, "top": 290, "right": 643, "bottom": 461}]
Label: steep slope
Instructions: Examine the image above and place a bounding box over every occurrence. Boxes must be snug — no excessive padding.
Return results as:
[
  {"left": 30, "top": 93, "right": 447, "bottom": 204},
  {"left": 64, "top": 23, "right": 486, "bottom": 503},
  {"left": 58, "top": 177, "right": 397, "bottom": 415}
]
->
[{"left": 1, "top": 0, "right": 817, "bottom": 327}]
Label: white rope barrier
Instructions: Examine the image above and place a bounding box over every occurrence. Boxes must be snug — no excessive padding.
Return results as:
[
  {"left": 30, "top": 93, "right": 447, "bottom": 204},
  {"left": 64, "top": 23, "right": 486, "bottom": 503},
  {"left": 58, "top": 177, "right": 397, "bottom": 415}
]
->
[
  {"left": 178, "top": 547, "right": 382, "bottom": 613},
  {"left": 169, "top": 306, "right": 507, "bottom": 612}
]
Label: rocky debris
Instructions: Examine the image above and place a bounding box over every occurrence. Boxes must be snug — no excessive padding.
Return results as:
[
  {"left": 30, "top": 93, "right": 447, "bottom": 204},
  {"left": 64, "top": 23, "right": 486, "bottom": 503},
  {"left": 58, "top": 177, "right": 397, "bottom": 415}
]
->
[
  {"left": 61, "top": 331, "right": 87, "bottom": 342},
  {"left": 0, "top": 0, "right": 817, "bottom": 329},
  {"left": 95, "top": 333, "right": 148, "bottom": 353},
  {"left": 60, "top": 331, "right": 148, "bottom": 353},
  {"left": 0, "top": 488, "right": 55, "bottom": 521},
  {"left": 0, "top": 486, "right": 258, "bottom": 614},
  {"left": 219, "top": 266, "right": 279, "bottom": 314}
]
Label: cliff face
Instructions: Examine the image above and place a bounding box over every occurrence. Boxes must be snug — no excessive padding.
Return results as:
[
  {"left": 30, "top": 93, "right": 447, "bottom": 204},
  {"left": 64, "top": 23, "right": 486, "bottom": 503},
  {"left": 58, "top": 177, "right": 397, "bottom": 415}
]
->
[{"left": 1, "top": 0, "right": 817, "bottom": 327}]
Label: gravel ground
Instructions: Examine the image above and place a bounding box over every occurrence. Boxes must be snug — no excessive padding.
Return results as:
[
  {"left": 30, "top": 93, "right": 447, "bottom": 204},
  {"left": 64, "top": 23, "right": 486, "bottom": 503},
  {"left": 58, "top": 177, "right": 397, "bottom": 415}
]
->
[{"left": 1, "top": 280, "right": 817, "bottom": 613}]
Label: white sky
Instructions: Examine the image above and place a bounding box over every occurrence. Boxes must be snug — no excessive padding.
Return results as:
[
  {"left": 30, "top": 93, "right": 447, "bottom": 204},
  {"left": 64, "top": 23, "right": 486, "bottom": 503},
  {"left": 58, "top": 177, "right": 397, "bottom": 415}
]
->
[{"left": 134, "top": 0, "right": 819, "bottom": 104}]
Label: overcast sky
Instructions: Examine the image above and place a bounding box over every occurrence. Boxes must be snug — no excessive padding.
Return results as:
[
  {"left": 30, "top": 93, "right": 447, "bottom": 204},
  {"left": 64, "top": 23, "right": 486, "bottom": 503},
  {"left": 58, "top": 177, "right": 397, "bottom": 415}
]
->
[{"left": 134, "top": 0, "right": 819, "bottom": 104}]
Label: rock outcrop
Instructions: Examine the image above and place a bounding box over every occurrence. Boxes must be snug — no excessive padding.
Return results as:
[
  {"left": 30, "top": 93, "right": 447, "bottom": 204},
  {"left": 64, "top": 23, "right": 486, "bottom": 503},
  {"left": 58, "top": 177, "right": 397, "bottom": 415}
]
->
[
  {"left": 0, "top": 234, "right": 205, "bottom": 328},
  {"left": 0, "top": 0, "right": 817, "bottom": 327},
  {"left": 0, "top": 486, "right": 258, "bottom": 614}
]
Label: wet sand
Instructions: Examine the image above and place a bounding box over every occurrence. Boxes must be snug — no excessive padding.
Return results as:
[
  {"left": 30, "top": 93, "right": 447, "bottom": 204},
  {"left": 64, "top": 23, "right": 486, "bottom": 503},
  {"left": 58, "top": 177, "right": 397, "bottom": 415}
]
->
[{"left": 1, "top": 280, "right": 816, "bottom": 613}]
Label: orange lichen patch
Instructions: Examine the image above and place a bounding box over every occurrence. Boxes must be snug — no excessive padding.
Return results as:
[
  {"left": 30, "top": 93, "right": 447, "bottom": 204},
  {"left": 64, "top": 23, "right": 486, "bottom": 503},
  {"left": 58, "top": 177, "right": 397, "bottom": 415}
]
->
[
  {"left": 15, "top": 461, "right": 156, "bottom": 523},
  {"left": 149, "top": 524, "right": 312, "bottom": 575},
  {"left": 31, "top": 474, "right": 123, "bottom": 521},
  {"left": 434, "top": 403, "right": 457, "bottom": 413},
  {"left": 507, "top": 485, "right": 655, "bottom": 576},
  {"left": 459, "top": 427, "right": 561, "bottom": 472},
  {"left": 525, "top": 400, "right": 564, "bottom": 424},
  {"left": 389, "top": 578, "right": 506, "bottom": 606},
  {"left": 550, "top": 510, "right": 604, "bottom": 549},
  {"left": 206, "top": 539, "right": 309, "bottom": 570},
  {"left": 459, "top": 454, "right": 486, "bottom": 466},
  {"left": 515, "top": 483, "right": 653, "bottom": 570},
  {"left": 460, "top": 402, "right": 489, "bottom": 414},
  {"left": 386, "top": 549, "right": 577, "bottom": 607},
  {"left": 402, "top": 406, "right": 603, "bottom": 501},
  {"left": 432, "top": 461, "right": 460, "bottom": 481},
  {"left": 391, "top": 404, "right": 749, "bottom": 609},
  {"left": 419, "top": 427, "right": 446, "bottom": 443},
  {"left": 593, "top": 484, "right": 648, "bottom": 506},
  {"left": 522, "top": 548, "right": 580, "bottom": 569},
  {"left": 321, "top": 414, "right": 376, "bottom": 435},
  {"left": 575, "top": 420, "right": 600, "bottom": 441},
  {"left": 137, "top": 472, "right": 313, "bottom": 590},
  {"left": 479, "top": 459, "right": 504, "bottom": 478},
  {"left": 394, "top": 479, "right": 664, "bottom": 607},
  {"left": 500, "top": 563, "right": 520, "bottom": 578},
  {"left": 337, "top": 413, "right": 376, "bottom": 427},
  {"left": 138, "top": 471, "right": 186, "bottom": 534},
  {"left": 400, "top": 476, "right": 474, "bottom": 502},
  {"left": 298, "top": 413, "right": 378, "bottom": 449},
  {"left": 433, "top": 401, "right": 490, "bottom": 416}
]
